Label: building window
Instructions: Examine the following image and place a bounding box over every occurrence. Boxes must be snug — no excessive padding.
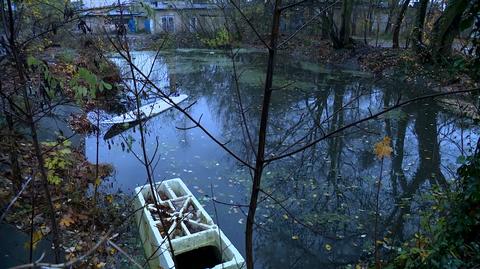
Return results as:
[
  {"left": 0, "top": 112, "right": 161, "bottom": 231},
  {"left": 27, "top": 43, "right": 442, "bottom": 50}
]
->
[{"left": 161, "top": 16, "right": 174, "bottom": 32}]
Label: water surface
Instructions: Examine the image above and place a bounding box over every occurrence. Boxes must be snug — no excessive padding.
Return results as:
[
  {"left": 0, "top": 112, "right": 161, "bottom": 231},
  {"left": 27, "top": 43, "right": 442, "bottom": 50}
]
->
[{"left": 85, "top": 49, "right": 478, "bottom": 268}]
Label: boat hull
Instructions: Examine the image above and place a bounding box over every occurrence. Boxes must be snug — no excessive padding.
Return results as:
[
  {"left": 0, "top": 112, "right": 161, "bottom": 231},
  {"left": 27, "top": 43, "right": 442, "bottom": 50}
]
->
[
  {"left": 103, "top": 94, "right": 188, "bottom": 124},
  {"left": 134, "top": 178, "right": 245, "bottom": 269}
]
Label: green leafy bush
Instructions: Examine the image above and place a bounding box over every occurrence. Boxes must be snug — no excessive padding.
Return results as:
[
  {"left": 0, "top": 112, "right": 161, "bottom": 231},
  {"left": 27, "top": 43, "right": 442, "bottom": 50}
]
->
[
  {"left": 71, "top": 67, "right": 112, "bottom": 100},
  {"left": 43, "top": 140, "right": 73, "bottom": 185},
  {"left": 201, "top": 28, "right": 231, "bottom": 48}
]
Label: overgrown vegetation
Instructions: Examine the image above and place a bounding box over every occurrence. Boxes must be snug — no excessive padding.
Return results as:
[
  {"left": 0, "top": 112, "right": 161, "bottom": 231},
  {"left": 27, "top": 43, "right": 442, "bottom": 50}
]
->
[{"left": 386, "top": 143, "right": 480, "bottom": 268}]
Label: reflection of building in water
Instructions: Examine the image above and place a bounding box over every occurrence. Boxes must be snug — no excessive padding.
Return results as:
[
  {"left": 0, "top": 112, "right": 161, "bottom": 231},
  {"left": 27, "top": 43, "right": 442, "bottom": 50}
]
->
[{"left": 165, "top": 55, "right": 178, "bottom": 96}]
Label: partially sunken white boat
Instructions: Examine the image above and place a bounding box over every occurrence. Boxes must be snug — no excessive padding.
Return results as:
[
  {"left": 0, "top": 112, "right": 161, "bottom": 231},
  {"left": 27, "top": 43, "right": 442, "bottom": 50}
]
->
[
  {"left": 102, "top": 94, "right": 188, "bottom": 124},
  {"left": 134, "top": 178, "right": 245, "bottom": 269}
]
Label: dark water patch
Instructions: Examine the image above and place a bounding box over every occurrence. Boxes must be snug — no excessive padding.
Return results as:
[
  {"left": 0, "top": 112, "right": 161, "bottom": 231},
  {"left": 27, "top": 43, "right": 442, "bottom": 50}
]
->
[
  {"left": 175, "top": 245, "right": 224, "bottom": 269},
  {"left": 0, "top": 224, "right": 58, "bottom": 267}
]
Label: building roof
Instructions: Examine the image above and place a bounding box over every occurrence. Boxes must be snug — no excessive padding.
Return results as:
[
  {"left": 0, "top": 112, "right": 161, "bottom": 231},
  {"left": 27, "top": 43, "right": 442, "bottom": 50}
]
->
[
  {"left": 149, "top": 1, "right": 219, "bottom": 10},
  {"left": 72, "top": 0, "right": 133, "bottom": 9},
  {"left": 81, "top": 7, "right": 146, "bottom": 17}
]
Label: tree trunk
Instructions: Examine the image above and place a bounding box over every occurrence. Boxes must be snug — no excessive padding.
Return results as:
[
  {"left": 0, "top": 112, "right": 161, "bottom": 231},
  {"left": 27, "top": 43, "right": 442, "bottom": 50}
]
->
[
  {"left": 351, "top": 10, "right": 358, "bottom": 36},
  {"left": 117, "top": 5, "right": 179, "bottom": 266},
  {"left": 384, "top": 0, "right": 398, "bottom": 33},
  {"left": 4, "top": 0, "right": 61, "bottom": 262},
  {"left": 392, "top": 0, "right": 410, "bottom": 48},
  {"left": 340, "top": 0, "right": 353, "bottom": 46},
  {"left": 321, "top": 13, "right": 331, "bottom": 39},
  {"left": 364, "top": 0, "right": 373, "bottom": 44},
  {"left": 412, "top": 0, "right": 429, "bottom": 54},
  {"left": 1, "top": 96, "right": 22, "bottom": 189},
  {"left": 325, "top": 10, "right": 342, "bottom": 48},
  {"left": 245, "top": 1, "right": 282, "bottom": 268},
  {"left": 430, "top": 0, "right": 470, "bottom": 59}
]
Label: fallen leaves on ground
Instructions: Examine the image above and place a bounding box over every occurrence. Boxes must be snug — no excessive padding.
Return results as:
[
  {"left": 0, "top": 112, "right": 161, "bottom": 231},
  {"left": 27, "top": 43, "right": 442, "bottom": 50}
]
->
[{"left": 60, "top": 214, "right": 75, "bottom": 228}]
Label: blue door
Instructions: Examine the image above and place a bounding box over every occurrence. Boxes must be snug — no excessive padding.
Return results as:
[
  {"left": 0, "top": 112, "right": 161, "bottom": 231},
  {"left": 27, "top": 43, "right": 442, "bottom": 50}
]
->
[
  {"left": 144, "top": 19, "right": 151, "bottom": 33},
  {"left": 128, "top": 18, "right": 136, "bottom": 33}
]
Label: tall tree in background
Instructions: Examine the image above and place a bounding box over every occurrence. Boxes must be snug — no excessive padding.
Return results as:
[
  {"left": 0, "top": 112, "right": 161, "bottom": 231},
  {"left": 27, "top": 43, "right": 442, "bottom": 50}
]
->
[
  {"left": 392, "top": 0, "right": 411, "bottom": 48},
  {"left": 327, "top": 0, "right": 353, "bottom": 48},
  {"left": 412, "top": 0, "right": 429, "bottom": 54},
  {"left": 340, "top": 0, "right": 353, "bottom": 46},
  {"left": 385, "top": 0, "right": 399, "bottom": 33},
  {"left": 430, "top": 0, "right": 476, "bottom": 59}
]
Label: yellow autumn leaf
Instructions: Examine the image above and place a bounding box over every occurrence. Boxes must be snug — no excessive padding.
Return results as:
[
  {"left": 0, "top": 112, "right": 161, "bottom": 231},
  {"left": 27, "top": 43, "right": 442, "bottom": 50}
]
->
[
  {"left": 324, "top": 243, "right": 332, "bottom": 251},
  {"left": 106, "top": 195, "right": 114, "bottom": 203},
  {"left": 291, "top": 235, "right": 299, "bottom": 240},
  {"left": 374, "top": 136, "right": 392, "bottom": 159},
  {"left": 282, "top": 214, "right": 289, "bottom": 220},
  {"left": 95, "top": 177, "right": 101, "bottom": 187},
  {"left": 32, "top": 231, "right": 42, "bottom": 243},
  {"left": 59, "top": 215, "right": 75, "bottom": 228},
  {"left": 24, "top": 230, "right": 43, "bottom": 250},
  {"left": 65, "top": 252, "right": 75, "bottom": 261}
]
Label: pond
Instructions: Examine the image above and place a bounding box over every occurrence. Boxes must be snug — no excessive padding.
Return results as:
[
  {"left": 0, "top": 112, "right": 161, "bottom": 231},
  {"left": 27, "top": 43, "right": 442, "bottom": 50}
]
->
[{"left": 85, "top": 49, "right": 478, "bottom": 268}]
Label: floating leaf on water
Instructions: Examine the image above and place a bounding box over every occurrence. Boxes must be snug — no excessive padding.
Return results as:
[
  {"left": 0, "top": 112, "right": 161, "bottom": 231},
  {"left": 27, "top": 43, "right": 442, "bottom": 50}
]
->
[
  {"left": 373, "top": 136, "right": 392, "bottom": 159},
  {"left": 292, "top": 235, "right": 299, "bottom": 240}
]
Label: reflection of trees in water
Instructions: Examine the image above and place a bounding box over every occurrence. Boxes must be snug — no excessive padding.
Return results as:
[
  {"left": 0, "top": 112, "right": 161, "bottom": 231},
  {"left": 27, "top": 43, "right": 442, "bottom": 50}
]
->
[{"left": 247, "top": 82, "right": 476, "bottom": 267}]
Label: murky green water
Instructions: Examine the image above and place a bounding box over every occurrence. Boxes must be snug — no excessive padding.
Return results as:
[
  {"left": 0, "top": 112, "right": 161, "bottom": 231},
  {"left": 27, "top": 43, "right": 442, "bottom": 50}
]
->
[{"left": 85, "top": 49, "right": 478, "bottom": 268}]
